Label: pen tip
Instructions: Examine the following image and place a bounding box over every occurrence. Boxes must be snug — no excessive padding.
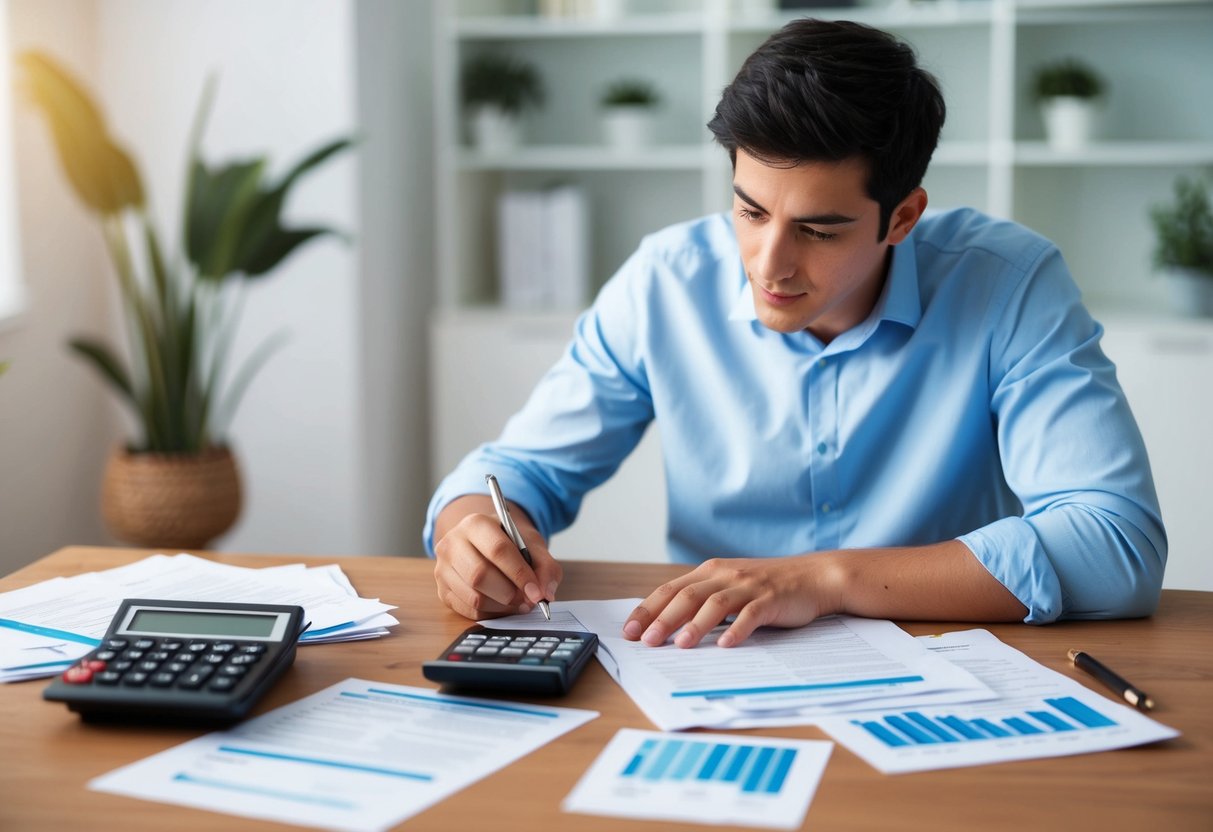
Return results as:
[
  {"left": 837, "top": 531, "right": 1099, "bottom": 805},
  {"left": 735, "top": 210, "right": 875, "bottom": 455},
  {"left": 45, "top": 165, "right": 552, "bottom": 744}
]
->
[{"left": 541, "top": 601, "right": 551, "bottom": 621}]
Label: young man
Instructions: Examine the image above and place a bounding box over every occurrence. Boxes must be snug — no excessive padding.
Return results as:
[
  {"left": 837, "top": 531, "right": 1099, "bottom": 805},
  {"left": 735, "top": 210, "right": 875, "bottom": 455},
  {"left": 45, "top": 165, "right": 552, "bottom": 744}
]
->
[{"left": 425, "top": 19, "right": 1165, "bottom": 649}]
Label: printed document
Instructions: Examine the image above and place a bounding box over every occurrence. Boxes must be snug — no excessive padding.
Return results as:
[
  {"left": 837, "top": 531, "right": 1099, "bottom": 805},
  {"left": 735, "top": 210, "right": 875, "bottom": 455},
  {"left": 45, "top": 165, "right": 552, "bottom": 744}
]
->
[
  {"left": 815, "top": 629, "right": 1180, "bottom": 773},
  {"left": 90, "top": 678, "right": 598, "bottom": 832},
  {"left": 564, "top": 728, "right": 832, "bottom": 830},
  {"left": 485, "top": 600, "right": 994, "bottom": 730}
]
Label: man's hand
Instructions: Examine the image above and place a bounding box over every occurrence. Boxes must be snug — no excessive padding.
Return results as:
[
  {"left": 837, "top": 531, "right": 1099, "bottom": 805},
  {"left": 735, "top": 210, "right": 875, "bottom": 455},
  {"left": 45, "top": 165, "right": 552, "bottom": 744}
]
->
[
  {"left": 621, "top": 553, "right": 847, "bottom": 649},
  {"left": 433, "top": 495, "right": 563, "bottom": 620}
]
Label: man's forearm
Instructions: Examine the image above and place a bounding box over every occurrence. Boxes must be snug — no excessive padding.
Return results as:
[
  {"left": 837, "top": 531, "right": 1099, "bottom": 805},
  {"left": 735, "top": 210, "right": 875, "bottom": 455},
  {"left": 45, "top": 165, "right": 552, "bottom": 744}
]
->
[{"left": 832, "top": 539, "right": 1027, "bottom": 622}]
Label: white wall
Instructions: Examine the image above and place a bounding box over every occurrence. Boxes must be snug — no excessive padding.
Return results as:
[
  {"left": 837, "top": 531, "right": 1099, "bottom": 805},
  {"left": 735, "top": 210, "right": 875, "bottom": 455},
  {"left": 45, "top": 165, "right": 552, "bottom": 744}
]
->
[
  {"left": 2, "top": 0, "right": 438, "bottom": 571},
  {"left": 1, "top": 0, "right": 117, "bottom": 578}
]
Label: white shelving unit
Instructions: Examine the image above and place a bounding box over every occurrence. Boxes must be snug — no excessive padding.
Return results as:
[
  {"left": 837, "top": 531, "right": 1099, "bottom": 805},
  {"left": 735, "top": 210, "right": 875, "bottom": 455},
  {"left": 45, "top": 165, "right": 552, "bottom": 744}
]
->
[{"left": 430, "top": 0, "right": 1213, "bottom": 574}]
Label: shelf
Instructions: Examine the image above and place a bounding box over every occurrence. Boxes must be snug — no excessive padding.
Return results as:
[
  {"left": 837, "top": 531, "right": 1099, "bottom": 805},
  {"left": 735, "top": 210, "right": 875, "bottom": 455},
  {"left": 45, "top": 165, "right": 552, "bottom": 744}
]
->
[
  {"left": 1013, "top": 141, "right": 1213, "bottom": 167},
  {"left": 457, "top": 143, "right": 710, "bottom": 171},
  {"left": 1015, "top": 0, "right": 1213, "bottom": 25},
  {"left": 453, "top": 12, "right": 705, "bottom": 39},
  {"left": 729, "top": 1, "right": 995, "bottom": 32}
]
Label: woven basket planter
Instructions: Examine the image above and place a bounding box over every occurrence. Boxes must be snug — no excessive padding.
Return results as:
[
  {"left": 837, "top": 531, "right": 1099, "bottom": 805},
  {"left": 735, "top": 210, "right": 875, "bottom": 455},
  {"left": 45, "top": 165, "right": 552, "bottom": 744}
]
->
[{"left": 101, "top": 445, "right": 242, "bottom": 550}]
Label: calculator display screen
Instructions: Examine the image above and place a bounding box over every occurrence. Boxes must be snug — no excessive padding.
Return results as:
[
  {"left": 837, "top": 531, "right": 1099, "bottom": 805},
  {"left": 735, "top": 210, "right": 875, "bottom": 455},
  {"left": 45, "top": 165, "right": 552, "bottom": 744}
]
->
[{"left": 126, "top": 609, "right": 280, "bottom": 638}]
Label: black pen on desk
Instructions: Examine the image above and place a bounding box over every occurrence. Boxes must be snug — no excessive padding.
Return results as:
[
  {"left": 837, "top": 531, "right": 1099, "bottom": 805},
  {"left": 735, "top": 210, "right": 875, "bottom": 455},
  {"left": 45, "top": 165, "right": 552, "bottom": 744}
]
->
[
  {"left": 1068, "top": 648, "right": 1154, "bottom": 711},
  {"left": 485, "top": 474, "right": 552, "bottom": 621}
]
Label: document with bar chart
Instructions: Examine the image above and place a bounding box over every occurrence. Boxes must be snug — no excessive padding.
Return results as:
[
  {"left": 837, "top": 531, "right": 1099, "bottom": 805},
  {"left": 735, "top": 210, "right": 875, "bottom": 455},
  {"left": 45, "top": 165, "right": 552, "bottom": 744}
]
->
[
  {"left": 816, "top": 629, "right": 1179, "bottom": 774},
  {"left": 563, "top": 728, "right": 832, "bottom": 829}
]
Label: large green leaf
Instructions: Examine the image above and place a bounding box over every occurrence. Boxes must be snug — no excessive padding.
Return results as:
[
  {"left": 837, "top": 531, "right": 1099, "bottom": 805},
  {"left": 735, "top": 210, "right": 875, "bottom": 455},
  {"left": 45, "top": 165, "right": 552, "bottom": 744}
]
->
[
  {"left": 18, "top": 52, "right": 144, "bottom": 216},
  {"left": 186, "top": 157, "right": 267, "bottom": 280},
  {"left": 68, "top": 338, "right": 136, "bottom": 407}
]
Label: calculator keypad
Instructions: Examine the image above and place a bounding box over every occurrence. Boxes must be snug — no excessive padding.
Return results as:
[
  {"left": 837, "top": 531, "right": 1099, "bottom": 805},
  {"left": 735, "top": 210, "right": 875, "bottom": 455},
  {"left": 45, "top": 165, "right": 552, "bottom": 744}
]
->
[
  {"left": 446, "top": 632, "right": 588, "bottom": 666},
  {"left": 60, "top": 637, "right": 265, "bottom": 694},
  {"left": 424, "top": 626, "right": 598, "bottom": 695}
]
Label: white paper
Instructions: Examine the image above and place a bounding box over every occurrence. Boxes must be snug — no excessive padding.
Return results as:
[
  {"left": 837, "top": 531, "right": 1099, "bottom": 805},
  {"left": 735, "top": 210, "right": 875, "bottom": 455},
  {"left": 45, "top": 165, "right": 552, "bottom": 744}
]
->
[
  {"left": 90, "top": 678, "right": 598, "bottom": 832},
  {"left": 563, "top": 728, "right": 832, "bottom": 830},
  {"left": 815, "top": 629, "right": 1180, "bottom": 773},
  {"left": 491, "top": 600, "right": 994, "bottom": 730},
  {"left": 0, "top": 555, "right": 399, "bottom": 681}
]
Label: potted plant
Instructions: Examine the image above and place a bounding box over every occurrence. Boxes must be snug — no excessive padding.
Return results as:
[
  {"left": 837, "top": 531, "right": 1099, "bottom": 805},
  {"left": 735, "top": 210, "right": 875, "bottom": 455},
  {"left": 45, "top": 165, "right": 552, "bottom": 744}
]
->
[
  {"left": 1032, "top": 58, "right": 1106, "bottom": 151},
  {"left": 461, "top": 52, "right": 544, "bottom": 154},
  {"left": 600, "top": 78, "right": 660, "bottom": 150},
  {"left": 1150, "top": 175, "right": 1213, "bottom": 317},
  {"left": 19, "top": 52, "right": 354, "bottom": 549}
]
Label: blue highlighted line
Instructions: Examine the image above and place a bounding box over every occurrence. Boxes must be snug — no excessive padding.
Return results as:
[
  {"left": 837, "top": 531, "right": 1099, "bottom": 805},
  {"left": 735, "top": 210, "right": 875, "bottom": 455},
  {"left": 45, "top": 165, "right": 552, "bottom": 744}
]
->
[
  {"left": 673, "top": 675, "right": 924, "bottom": 699},
  {"left": 0, "top": 619, "right": 100, "bottom": 646},
  {"left": 217, "top": 745, "right": 432, "bottom": 781},
  {"left": 173, "top": 772, "right": 357, "bottom": 809},
  {"left": 359, "top": 688, "right": 558, "bottom": 719}
]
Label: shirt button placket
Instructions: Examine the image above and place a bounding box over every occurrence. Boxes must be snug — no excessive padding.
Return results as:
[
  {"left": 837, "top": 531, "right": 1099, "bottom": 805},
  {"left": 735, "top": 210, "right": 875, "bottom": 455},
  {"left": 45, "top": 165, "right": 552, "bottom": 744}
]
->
[{"left": 809, "top": 356, "right": 841, "bottom": 549}]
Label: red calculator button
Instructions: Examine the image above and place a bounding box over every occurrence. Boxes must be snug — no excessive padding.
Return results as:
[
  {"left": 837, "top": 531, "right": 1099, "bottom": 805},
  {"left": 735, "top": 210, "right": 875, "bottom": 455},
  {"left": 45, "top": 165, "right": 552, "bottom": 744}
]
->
[
  {"left": 446, "top": 653, "right": 464, "bottom": 661},
  {"left": 84, "top": 660, "right": 107, "bottom": 671},
  {"left": 63, "top": 666, "right": 93, "bottom": 684}
]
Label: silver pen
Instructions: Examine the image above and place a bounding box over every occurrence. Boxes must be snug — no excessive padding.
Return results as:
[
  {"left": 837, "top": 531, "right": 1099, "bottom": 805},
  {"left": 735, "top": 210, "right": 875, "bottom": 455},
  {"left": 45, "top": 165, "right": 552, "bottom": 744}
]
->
[{"left": 485, "top": 474, "right": 551, "bottom": 620}]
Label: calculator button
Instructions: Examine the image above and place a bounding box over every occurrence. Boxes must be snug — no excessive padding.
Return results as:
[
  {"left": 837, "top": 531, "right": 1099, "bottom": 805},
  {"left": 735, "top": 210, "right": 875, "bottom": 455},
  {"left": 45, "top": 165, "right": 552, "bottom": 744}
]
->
[
  {"left": 211, "top": 643, "right": 235, "bottom": 653},
  {"left": 148, "top": 651, "right": 171, "bottom": 661},
  {"left": 238, "top": 644, "right": 266, "bottom": 655},
  {"left": 201, "top": 653, "right": 226, "bottom": 664},
  {"left": 187, "top": 642, "right": 209, "bottom": 653},
  {"left": 137, "top": 660, "right": 160, "bottom": 672},
  {"left": 94, "top": 650, "right": 118, "bottom": 662},
  {"left": 174, "top": 652, "right": 197, "bottom": 664},
  {"left": 149, "top": 672, "right": 176, "bottom": 687},
  {"left": 519, "top": 657, "right": 543, "bottom": 665},
  {"left": 452, "top": 645, "right": 476, "bottom": 654},
  {"left": 178, "top": 670, "right": 211, "bottom": 689},
  {"left": 228, "top": 654, "right": 260, "bottom": 666},
  {"left": 208, "top": 676, "right": 238, "bottom": 692},
  {"left": 110, "top": 660, "right": 133, "bottom": 672},
  {"left": 560, "top": 638, "right": 585, "bottom": 646},
  {"left": 103, "top": 639, "right": 128, "bottom": 650},
  {"left": 161, "top": 641, "right": 183, "bottom": 651},
  {"left": 134, "top": 639, "right": 156, "bottom": 650},
  {"left": 95, "top": 671, "right": 122, "bottom": 685},
  {"left": 539, "top": 636, "right": 561, "bottom": 643},
  {"left": 514, "top": 636, "right": 536, "bottom": 643},
  {"left": 123, "top": 672, "right": 149, "bottom": 686},
  {"left": 124, "top": 650, "right": 145, "bottom": 660},
  {"left": 166, "top": 661, "right": 189, "bottom": 673},
  {"left": 525, "top": 648, "right": 550, "bottom": 657},
  {"left": 463, "top": 634, "right": 487, "bottom": 642},
  {"left": 551, "top": 650, "right": 575, "bottom": 660},
  {"left": 62, "top": 666, "right": 93, "bottom": 684},
  {"left": 500, "top": 648, "right": 525, "bottom": 657},
  {"left": 445, "top": 653, "right": 466, "bottom": 661},
  {"left": 84, "top": 660, "right": 108, "bottom": 671},
  {"left": 475, "top": 646, "right": 501, "bottom": 656},
  {"left": 219, "top": 665, "right": 247, "bottom": 677}
]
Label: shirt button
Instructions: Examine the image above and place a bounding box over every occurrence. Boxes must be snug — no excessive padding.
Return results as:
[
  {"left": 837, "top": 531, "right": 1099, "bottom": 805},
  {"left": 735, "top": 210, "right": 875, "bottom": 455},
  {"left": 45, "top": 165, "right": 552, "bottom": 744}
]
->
[
  {"left": 816, "top": 442, "right": 827, "bottom": 454},
  {"left": 821, "top": 502, "right": 832, "bottom": 514},
  {"left": 817, "top": 358, "right": 828, "bottom": 368}
]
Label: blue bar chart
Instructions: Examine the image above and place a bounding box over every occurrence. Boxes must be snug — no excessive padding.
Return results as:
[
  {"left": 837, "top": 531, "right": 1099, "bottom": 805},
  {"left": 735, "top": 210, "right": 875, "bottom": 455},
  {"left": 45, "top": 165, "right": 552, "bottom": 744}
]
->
[
  {"left": 621, "top": 737, "right": 798, "bottom": 795},
  {"left": 564, "top": 729, "right": 833, "bottom": 829},
  {"left": 853, "top": 696, "right": 1119, "bottom": 748}
]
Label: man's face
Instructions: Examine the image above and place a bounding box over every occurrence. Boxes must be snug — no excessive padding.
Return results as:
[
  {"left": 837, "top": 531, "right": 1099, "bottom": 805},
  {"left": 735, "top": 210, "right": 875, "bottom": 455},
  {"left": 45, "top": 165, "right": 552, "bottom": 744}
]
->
[{"left": 732, "top": 150, "right": 920, "bottom": 342}]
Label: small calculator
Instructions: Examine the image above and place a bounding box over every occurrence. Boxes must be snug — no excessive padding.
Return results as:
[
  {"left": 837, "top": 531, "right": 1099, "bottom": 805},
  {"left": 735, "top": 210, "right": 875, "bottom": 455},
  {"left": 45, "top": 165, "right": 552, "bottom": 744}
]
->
[
  {"left": 43, "top": 598, "right": 307, "bottom": 723},
  {"left": 423, "top": 625, "right": 599, "bottom": 695}
]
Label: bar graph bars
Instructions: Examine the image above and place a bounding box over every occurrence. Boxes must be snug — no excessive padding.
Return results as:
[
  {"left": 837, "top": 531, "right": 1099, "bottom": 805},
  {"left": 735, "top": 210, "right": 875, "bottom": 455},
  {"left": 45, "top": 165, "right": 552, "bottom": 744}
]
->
[
  {"left": 620, "top": 737, "right": 798, "bottom": 795},
  {"left": 853, "top": 696, "right": 1119, "bottom": 748}
]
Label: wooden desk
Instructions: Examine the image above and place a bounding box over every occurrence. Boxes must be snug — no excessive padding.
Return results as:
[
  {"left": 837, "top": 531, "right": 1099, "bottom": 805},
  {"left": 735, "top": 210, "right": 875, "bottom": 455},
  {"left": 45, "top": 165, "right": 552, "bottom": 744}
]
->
[{"left": 2, "top": 547, "right": 1210, "bottom": 831}]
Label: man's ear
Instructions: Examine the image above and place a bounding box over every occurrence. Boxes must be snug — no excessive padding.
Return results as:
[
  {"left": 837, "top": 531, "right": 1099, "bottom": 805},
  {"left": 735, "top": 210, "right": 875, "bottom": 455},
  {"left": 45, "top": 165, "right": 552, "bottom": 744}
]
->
[{"left": 886, "top": 187, "right": 928, "bottom": 245}]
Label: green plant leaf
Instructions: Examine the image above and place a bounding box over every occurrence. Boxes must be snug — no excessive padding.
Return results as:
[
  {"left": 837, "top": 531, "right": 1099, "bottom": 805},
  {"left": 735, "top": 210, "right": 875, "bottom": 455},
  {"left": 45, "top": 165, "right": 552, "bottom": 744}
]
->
[
  {"left": 18, "top": 52, "right": 145, "bottom": 215},
  {"left": 68, "top": 338, "right": 136, "bottom": 406},
  {"left": 186, "top": 157, "right": 267, "bottom": 281}
]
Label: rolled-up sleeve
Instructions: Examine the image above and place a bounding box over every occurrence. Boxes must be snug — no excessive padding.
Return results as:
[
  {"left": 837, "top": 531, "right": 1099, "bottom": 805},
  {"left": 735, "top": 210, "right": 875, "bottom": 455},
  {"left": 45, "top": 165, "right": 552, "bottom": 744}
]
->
[{"left": 958, "top": 247, "right": 1167, "bottom": 622}]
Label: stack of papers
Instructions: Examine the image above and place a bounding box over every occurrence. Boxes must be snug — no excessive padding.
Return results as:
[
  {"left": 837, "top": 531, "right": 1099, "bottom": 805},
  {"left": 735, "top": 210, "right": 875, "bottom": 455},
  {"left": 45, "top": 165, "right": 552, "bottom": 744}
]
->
[
  {"left": 0, "top": 554, "right": 398, "bottom": 683},
  {"left": 483, "top": 600, "right": 997, "bottom": 731}
]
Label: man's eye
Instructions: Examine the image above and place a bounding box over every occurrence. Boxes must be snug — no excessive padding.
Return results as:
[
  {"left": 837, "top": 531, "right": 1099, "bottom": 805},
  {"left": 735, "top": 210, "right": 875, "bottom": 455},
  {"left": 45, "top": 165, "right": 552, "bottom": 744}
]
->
[
  {"left": 800, "top": 226, "right": 836, "bottom": 241},
  {"left": 737, "top": 208, "right": 763, "bottom": 222}
]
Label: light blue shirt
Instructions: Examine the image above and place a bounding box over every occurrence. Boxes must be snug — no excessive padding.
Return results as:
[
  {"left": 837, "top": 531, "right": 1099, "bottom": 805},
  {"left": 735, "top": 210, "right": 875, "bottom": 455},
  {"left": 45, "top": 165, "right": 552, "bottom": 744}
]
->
[{"left": 425, "top": 208, "right": 1166, "bottom": 623}]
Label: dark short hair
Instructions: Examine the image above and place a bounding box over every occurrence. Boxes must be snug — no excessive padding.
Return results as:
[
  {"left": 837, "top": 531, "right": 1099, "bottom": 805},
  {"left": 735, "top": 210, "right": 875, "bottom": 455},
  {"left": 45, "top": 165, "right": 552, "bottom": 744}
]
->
[{"left": 708, "top": 18, "right": 946, "bottom": 240}]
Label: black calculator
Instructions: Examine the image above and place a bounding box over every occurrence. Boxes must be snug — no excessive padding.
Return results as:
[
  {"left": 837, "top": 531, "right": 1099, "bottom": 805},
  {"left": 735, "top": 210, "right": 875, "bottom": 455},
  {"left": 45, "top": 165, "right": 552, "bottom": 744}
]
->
[
  {"left": 423, "top": 625, "right": 598, "bottom": 695},
  {"left": 43, "top": 598, "right": 307, "bottom": 723}
]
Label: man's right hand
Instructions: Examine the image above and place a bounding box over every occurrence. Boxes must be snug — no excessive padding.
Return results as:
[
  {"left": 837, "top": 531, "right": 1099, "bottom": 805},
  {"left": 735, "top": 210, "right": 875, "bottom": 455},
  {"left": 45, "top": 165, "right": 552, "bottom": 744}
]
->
[{"left": 432, "top": 494, "right": 562, "bottom": 620}]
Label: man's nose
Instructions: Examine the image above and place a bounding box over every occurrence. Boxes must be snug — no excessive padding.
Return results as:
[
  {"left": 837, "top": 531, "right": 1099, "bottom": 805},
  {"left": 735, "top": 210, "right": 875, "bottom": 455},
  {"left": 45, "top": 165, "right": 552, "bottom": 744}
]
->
[{"left": 752, "top": 228, "right": 797, "bottom": 282}]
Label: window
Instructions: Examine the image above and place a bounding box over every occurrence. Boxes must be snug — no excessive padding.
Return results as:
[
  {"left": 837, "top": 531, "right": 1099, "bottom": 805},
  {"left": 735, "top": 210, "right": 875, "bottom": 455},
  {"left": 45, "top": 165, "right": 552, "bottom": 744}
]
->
[{"left": 0, "top": 0, "right": 27, "bottom": 325}]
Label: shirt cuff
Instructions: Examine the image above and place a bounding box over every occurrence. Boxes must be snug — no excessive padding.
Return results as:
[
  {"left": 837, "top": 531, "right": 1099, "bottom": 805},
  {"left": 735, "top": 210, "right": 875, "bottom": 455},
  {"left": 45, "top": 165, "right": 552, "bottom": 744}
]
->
[{"left": 958, "top": 517, "right": 1064, "bottom": 624}]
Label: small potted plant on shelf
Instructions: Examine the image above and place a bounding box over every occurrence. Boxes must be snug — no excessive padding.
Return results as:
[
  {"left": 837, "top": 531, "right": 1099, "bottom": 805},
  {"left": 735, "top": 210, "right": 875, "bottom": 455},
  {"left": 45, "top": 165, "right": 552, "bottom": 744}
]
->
[
  {"left": 1032, "top": 57, "right": 1106, "bottom": 151},
  {"left": 461, "top": 52, "right": 544, "bottom": 155},
  {"left": 1149, "top": 175, "right": 1213, "bottom": 317},
  {"left": 19, "top": 52, "right": 354, "bottom": 549},
  {"left": 600, "top": 78, "right": 661, "bottom": 150}
]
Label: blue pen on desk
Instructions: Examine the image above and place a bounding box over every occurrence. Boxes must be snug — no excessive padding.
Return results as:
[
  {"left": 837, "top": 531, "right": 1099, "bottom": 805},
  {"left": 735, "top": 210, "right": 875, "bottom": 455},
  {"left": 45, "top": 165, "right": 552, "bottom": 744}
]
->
[{"left": 485, "top": 474, "right": 552, "bottom": 621}]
